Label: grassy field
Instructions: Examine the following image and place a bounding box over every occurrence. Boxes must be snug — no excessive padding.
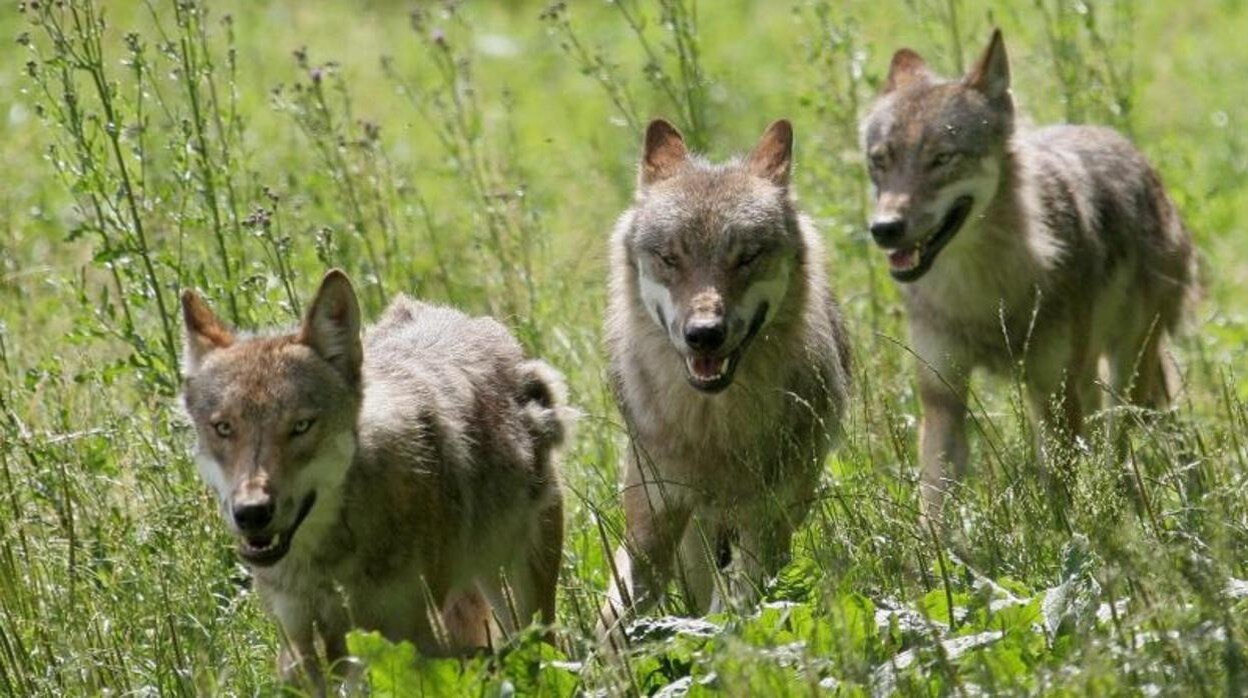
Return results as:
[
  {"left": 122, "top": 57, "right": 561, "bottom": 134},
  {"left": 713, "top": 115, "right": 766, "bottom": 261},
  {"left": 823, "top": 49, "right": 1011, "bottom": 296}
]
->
[{"left": 1, "top": 0, "right": 1247, "bottom": 694}]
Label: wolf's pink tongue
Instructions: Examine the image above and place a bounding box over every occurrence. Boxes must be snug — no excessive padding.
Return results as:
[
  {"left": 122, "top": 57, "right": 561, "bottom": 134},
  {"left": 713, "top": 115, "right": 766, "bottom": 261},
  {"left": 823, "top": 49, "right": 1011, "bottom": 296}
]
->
[
  {"left": 691, "top": 355, "right": 726, "bottom": 379},
  {"left": 888, "top": 248, "right": 919, "bottom": 271}
]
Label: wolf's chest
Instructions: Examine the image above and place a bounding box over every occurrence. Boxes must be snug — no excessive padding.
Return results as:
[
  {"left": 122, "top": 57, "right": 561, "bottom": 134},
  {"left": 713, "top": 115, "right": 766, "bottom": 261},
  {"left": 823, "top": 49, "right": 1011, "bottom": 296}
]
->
[{"left": 907, "top": 282, "right": 1075, "bottom": 375}]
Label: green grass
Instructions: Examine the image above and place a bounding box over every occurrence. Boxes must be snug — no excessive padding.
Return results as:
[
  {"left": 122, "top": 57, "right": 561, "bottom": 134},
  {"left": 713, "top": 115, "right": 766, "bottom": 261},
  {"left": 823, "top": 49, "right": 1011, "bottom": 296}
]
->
[{"left": 1, "top": 0, "right": 1247, "bottom": 694}]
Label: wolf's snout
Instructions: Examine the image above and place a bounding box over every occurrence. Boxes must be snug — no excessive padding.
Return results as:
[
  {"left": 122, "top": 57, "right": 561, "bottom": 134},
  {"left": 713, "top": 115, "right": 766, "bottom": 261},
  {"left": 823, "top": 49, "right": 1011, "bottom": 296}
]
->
[
  {"left": 684, "top": 317, "right": 726, "bottom": 352},
  {"left": 870, "top": 218, "right": 907, "bottom": 246},
  {"left": 232, "top": 498, "right": 275, "bottom": 532}
]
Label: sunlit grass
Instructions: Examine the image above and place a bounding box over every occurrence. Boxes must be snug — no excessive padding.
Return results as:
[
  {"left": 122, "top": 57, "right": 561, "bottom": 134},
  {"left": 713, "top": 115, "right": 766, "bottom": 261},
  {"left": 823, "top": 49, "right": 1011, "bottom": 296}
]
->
[{"left": 1, "top": 0, "right": 1246, "bottom": 694}]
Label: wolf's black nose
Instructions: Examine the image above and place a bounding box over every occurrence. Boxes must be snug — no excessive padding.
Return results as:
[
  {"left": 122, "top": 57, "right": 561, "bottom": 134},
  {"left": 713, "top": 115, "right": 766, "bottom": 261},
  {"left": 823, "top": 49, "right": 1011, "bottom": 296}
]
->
[
  {"left": 685, "top": 319, "right": 726, "bottom": 352},
  {"left": 870, "top": 219, "right": 907, "bottom": 246},
  {"left": 233, "top": 500, "right": 274, "bottom": 532}
]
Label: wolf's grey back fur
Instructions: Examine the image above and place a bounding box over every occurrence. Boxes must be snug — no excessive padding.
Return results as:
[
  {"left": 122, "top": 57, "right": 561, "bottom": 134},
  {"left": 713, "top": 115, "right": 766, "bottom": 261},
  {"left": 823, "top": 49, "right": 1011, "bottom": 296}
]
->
[
  {"left": 360, "top": 295, "right": 568, "bottom": 502},
  {"left": 251, "top": 294, "right": 569, "bottom": 661},
  {"left": 1018, "top": 125, "right": 1196, "bottom": 329}
]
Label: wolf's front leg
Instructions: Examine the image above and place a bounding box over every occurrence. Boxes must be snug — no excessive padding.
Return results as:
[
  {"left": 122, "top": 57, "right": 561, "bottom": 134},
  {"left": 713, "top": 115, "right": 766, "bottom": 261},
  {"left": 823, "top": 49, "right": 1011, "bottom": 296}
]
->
[
  {"left": 261, "top": 584, "right": 326, "bottom": 693},
  {"left": 1025, "top": 325, "right": 1094, "bottom": 446},
  {"left": 725, "top": 512, "right": 799, "bottom": 611},
  {"left": 525, "top": 494, "right": 565, "bottom": 643},
  {"left": 597, "top": 452, "right": 691, "bottom": 648},
  {"left": 917, "top": 363, "right": 970, "bottom": 523},
  {"left": 317, "top": 594, "right": 360, "bottom": 685},
  {"left": 480, "top": 495, "right": 564, "bottom": 646},
  {"left": 1024, "top": 336, "right": 1095, "bottom": 514},
  {"left": 275, "top": 622, "right": 324, "bottom": 695},
  {"left": 674, "top": 515, "right": 722, "bottom": 615}
]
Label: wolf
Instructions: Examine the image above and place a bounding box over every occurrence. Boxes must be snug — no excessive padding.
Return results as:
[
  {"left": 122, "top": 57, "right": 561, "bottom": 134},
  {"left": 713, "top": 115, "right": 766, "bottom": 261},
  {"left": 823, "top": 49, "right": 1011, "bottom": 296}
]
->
[
  {"left": 180, "top": 270, "right": 570, "bottom": 688},
  {"left": 598, "top": 119, "right": 852, "bottom": 644},
  {"left": 860, "top": 29, "right": 1198, "bottom": 517}
]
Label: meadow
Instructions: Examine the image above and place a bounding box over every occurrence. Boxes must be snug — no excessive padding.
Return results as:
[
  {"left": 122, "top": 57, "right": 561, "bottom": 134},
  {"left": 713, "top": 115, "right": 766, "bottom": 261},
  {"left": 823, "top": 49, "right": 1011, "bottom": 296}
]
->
[{"left": 1, "top": 0, "right": 1247, "bottom": 694}]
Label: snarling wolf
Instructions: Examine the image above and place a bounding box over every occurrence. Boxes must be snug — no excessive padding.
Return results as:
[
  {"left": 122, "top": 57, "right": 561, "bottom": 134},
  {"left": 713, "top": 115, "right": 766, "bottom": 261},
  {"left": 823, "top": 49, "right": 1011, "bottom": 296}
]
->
[
  {"left": 861, "top": 29, "right": 1199, "bottom": 517},
  {"left": 599, "top": 119, "right": 852, "bottom": 643},
  {"left": 181, "top": 270, "right": 570, "bottom": 688}
]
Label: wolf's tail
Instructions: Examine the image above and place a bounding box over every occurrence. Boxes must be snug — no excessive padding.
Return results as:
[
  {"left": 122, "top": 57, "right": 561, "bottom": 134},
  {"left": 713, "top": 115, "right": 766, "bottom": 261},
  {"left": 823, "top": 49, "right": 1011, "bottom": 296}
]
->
[{"left": 516, "top": 359, "right": 575, "bottom": 469}]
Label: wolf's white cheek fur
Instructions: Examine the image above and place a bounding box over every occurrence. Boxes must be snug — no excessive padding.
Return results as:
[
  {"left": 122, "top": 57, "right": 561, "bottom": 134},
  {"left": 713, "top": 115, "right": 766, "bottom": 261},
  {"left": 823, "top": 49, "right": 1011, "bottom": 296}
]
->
[
  {"left": 739, "top": 259, "right": 792, "bottom": 332},
  {"left": 294, "top": 431, "right": 356, "bottom": 495},
  {"left": 638, "top": 265, "right": 678, "bottom": 336},
  {"left": 195, "top": 449, "right": 231, "bottom": 506},
  {"left": 926, "top": 158, "right": 1002, "bottom": 229},
  {"left": 288, "top": 430, "right": 356, "bottom": 558}
]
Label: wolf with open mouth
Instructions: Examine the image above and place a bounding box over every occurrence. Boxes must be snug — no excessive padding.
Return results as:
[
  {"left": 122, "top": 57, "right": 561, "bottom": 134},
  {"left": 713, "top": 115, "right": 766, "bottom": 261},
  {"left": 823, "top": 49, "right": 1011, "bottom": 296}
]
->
[
  {"left": 181, "top": 270, "right": 571, "bottom": 690},
  {"left": 860, "top": 29, "right": 1200, "bottom": 520},
  {"left": 600, "top": 119, "right": 852, "bottom": 644}
]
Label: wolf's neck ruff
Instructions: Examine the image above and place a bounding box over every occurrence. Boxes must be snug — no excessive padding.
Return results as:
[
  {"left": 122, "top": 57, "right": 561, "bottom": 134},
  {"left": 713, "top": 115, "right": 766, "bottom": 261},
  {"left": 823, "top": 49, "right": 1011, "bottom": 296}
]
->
[{"left": 898, "top": 146, "right": 1066, "bottom": 331}]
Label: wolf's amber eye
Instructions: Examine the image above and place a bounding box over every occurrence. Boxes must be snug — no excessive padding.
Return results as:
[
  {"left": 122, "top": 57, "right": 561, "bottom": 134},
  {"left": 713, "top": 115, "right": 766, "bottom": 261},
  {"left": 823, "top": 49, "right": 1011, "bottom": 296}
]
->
[
  {"left": 655, "top": 252, "right": 679, "bottom": 270},
  {"left": 868, "top": 151, "right": 888, "bottom": 171},
  {"left": 212, "top": 421, "right": 233, "bottom": 438},
  {"left": 737, "top": 249, "right": 765, "bottom": 269},
  {"left": 930, "top": 152, "right": 958, "bottom": 169},
  {"left": 291, "top": 418, "right": 316, "bottom": 437}
]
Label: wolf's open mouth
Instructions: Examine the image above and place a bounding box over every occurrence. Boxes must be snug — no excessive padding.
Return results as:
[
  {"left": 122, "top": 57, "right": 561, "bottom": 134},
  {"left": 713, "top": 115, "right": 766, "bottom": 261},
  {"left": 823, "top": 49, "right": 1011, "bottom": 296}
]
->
[
  {"left": 885, "top": 196, "right": 974, "bottom": 283},
  {"left": 683, "top": 302, "right": 770, "bottom": 394},
  {"left": 237, "top": 490, "right": 317, "bottom": 567}
]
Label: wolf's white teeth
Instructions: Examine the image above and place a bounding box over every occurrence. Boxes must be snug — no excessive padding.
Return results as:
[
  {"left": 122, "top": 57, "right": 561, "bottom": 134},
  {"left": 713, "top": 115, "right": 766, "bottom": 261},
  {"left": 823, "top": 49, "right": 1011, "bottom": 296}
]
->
[
  {"left": 246, "top": 534, "right": 281, "bottom": 552},
  {"left": 686, "top": 355, "right": 729, "bottom": 381}
]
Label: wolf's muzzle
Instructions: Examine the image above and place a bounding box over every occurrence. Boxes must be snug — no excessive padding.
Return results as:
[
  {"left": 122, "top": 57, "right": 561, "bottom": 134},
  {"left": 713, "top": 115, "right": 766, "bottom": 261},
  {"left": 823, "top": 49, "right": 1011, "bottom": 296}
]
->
[
  {"left": 878, "top": 196, "right": 974, "bottom": 283},
  {"left": 237, "top": 490, "right": 318, "bottom": 567},
  {"left": 682, "top": 301, "right": 770, "bottom": 394}
]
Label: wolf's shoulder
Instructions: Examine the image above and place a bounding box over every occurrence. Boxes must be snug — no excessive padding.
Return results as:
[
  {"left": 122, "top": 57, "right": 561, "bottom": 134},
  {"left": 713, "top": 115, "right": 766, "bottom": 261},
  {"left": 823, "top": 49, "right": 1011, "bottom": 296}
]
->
[
  {"left": 368, "top": 295, "right": 518, "bottom": 352},
  {"left": 1020, "top": 124, "right": 1146, "bottom": 163},
  {"left": 1017, "top": 123, "right": 1160, "bottom": 206}
]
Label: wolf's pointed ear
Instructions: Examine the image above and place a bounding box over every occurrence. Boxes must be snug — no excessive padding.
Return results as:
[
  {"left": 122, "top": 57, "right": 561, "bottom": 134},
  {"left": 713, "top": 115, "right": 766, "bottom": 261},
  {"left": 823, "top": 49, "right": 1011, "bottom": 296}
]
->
[
  {"left": 884, "top": 48, "right": 931, "bottom": 93},
  {"left": 300, "top": 269, "right": 363, "bottom": 387},
  {"left": 964, "top": 29, "right": 1010, "bottom": 101},
  {"left": 640, "top": 119, "right": 688, "bottom": 187},
  {"left": 181, "top": 290, "right": 234, "bottom": 374},
  {"left": 747, "top": 119, "right": 793, "bottom": 187}
]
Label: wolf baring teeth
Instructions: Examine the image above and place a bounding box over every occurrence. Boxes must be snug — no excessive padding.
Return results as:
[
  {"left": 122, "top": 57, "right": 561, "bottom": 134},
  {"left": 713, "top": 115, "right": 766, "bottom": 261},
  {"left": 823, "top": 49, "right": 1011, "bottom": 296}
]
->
[
  {"left": 599, "top": 119, "right": 852, "bottom": 643},
  {"left": 861, "top": 29, "right": 1200, "bottom": 519}
]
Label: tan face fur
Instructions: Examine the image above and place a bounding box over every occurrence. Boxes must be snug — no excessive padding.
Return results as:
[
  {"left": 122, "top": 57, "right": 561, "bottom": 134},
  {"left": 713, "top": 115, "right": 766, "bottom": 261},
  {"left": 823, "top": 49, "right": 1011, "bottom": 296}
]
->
[
  {"left": 628, "top": 119, "right": 800, "bottom": 393},
  {"left": 181, "top": 271, "right": 362, "bottom": 567},
  {"left": 861, "top": 30, "right": 1014, "bottom": 282}
]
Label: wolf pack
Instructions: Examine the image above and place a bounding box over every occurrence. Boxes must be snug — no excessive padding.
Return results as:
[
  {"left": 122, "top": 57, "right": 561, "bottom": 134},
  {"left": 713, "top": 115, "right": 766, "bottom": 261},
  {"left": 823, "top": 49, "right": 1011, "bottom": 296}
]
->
[{"left": 178, "top": 30, "right": 1200, "bottom": 689}]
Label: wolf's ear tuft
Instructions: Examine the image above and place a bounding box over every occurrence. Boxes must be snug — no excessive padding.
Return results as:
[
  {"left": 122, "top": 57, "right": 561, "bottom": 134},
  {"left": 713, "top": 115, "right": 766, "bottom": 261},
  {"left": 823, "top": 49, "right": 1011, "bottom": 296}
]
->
[
  {"left": 181, "top": 290, "right": 234, "bottom": 375},
  {"left": 885, "top": 48, "right": 930, "bottom": 93},
  {"left": 964, "top": 29, "right": 1010, "bottom": 101},
  {"left": 747, "top": 119, "right": 793, "bottom": 187},
  {"left": 301, "top": 269, "right": 363, "bottom": 387},
  {"left": 640, "top": 118, "right": 688, "bottom": 187}
]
